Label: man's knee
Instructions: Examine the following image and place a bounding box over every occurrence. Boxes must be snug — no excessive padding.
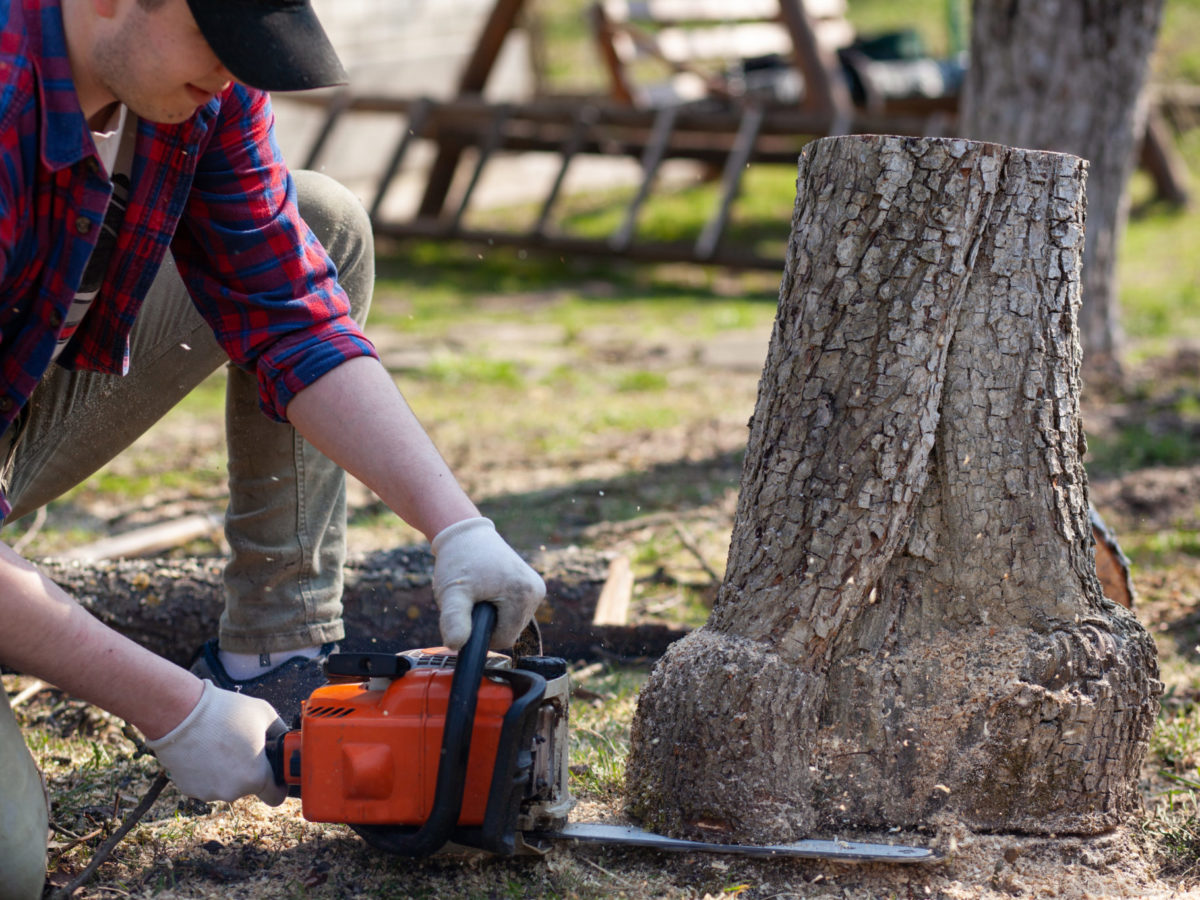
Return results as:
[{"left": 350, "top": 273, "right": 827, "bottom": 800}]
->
[
  {"left": 0, "top": 699, "right": 47, "bottom": 900},
  {"left": 293, "top": 170, "right": 373, "bottom": 325}
]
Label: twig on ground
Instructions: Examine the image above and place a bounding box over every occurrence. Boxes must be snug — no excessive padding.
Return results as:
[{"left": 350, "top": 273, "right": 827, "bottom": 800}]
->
[
  {"left": 48, "top": 828, "right": 105, "bottom": 862},
  {"left": 580, "top": 854, "right": 638, "bottom": 889},
  {"left": 10, "top": 678, "right": 48, "bottom": 709},
  {"left": 50, "top": 772, "right": 169, "bottom": 900},
  {"left": 10, "top": 505, "right": 46, "bottom": 555},
  {"left": 570, "top": 661, "right": 608, "bottom": 683},
  {"left": 642, "top": 593, "right": 685, "bottom": 615},
  {"left": 672, "top": 521, "right": 721, "bottom": 585},
  {"left": 120, "top": 722, "right": 154, "bottom": 759}
]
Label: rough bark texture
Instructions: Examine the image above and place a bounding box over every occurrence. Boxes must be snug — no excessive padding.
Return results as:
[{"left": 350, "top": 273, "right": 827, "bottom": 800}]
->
[
  {"left": 625, "top": 134, "right": 1161, "bottom": 843},
  {"left": 959, "top": 0, "right": 1165, "bottom": 372},
  {"left": 38, "top": 547, "right": 683, "bottom": 665}
]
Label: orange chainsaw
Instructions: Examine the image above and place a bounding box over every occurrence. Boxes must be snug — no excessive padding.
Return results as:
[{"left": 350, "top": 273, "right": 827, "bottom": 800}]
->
[{"left": 266, "top": 604, "right": 939, "bottom": 863}]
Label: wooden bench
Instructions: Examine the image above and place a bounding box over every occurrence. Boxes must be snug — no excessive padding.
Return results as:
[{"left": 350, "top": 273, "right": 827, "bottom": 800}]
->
[{"left": 294, "top": 0, "right": 1184, "bottom": 271}]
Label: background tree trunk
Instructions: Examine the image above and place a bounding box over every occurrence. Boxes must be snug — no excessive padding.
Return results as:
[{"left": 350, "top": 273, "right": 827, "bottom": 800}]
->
[
  {"left": 959, "top": 0, "right": 1166, "bottom": 377},
  {"left": 625, "top": 134, "right": 1161, "bottom": 843}
]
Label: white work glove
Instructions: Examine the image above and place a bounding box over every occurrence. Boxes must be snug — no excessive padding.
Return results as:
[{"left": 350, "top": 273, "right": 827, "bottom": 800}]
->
[
  {"left": 431, "top": 516, "right": 546, "bottom": 650},
  {"left": 146, "top": 681, "right": 287, "bottom": 807}
]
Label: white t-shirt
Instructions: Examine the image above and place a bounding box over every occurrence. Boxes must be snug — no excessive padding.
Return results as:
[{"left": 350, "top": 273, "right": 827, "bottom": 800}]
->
[{"left": 53, "top": 104, "right": 137, "bottom": 362}]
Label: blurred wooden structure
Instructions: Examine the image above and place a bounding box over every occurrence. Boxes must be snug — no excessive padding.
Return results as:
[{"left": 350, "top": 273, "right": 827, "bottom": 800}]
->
[{"left": 294, "top": 0, "right": 1187, "bottom": 271}]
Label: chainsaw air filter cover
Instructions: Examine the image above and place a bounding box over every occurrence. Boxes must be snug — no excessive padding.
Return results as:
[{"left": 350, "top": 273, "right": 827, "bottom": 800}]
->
[{"left": 295, "top": 656, "right": 518, "bottom": 825}]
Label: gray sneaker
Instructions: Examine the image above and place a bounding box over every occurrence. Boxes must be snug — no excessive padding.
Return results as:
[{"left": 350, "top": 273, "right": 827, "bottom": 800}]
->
[{"left": 189, "top": 640, "right": 337, "bottom": 726}]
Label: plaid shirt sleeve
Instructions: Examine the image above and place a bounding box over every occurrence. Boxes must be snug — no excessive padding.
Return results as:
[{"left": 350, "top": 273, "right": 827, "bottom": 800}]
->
[{"left": 170, "top": 85, "right": 377, "bottom": 422}]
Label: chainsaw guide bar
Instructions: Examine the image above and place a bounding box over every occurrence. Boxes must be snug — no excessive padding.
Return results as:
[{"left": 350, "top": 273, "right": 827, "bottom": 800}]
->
[{"left": 535, "top": 823, "right": 941, "bottom": 863}]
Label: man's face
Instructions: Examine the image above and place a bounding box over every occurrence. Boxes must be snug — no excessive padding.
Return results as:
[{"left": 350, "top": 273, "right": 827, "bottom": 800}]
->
[{"left": 89, "top": 0, "right": 235, "bottom": 124}]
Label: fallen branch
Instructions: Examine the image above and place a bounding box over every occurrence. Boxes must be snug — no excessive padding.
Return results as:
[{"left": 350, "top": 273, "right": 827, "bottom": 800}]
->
[
  {"left": 59, "top": 514, "right": 221, "bottom": 562},
  {"left": 672, "top": 521, "right": 721, "bottom": 585},
  {"left": 48, "top": 827, "right": 104, "bottom": 861},
  {"left": 9, "top": 678, "right": 48, "bottom": 709},
  {"left": 10, "top": 505, "right": 46, "bottom": 555},
  {"left": 50, "top": 772, "right": 169, "bottom": 900},
  {"left": 38, "top": 545, "right": 689, "bottom": 664}
]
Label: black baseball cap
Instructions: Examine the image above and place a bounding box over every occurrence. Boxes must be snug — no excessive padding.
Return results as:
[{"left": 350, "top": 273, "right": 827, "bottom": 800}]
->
[{"left": 186, "top": 0, "right": 349, "bottom": 92}]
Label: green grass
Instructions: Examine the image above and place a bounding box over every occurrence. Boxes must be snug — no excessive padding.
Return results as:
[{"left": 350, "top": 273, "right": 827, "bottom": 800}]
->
[
  {"left": 1120, "top": 143, "right": 1200, "bottom": 352},
  {"left": 567, "top": 665, "right": 648, "bottom": 798},
  {"left": 1123, "top": 528, "right": 1200, "bottom": 569},
  {"left": 1086, "top": 424, "right": 1200, "bottom": 477},
  {"left": 420, "top": 354, "right": 528, "bottom": 389},
  {"left": 1155, "top": 0, "right": 1200, "bottom": 84}
]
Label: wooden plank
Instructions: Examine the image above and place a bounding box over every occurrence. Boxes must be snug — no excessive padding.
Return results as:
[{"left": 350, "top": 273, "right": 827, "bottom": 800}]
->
[
  {"left": 455, "top": 0, "right": 528, "bottom": 94},
  {"left": 419, "top": 0, "right": 529, "bottom": 219},
  {"left": 652, "top": 23, "right": 795, "bottom": 64},
  {"left": 368, "top": 98, "right": 432, "bottom": 222},
  {"left": 449, "top": 104, "right": 513, "bottom": 232},
  {"left": 776, "top": 0, "right": 853, "bottom": 127},
  {"left": 1139, "top": 106, "right": 1190, "bottom": 208},
  {"left": 605, "top": 0, "right": 783, "bottom": 22},
  {"left": 603, "top": 0, "right": 847, "bottom": 24},
  {"left": 301, "top": 91, "right": 353, "bottom": 171},
  {"left": 695, "top": 102, "right": 765, "bottom": 260},
  {"left": 532, "top": 104, "right": 601, "bottom": 236},
  {"left": 59, "top": 514, "right": 221, "bottom": 562},
  {"left": 609, "top": 104, "right": 680, "bottom": 252},
  {"left": 593, "top": 555, "right": 634, "bottom": 626}
]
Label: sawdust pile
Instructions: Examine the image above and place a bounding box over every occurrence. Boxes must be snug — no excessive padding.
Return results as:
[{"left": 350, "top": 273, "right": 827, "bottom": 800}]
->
[{"left": 50, "top": 787, "right": 1200, "bottom": 899}]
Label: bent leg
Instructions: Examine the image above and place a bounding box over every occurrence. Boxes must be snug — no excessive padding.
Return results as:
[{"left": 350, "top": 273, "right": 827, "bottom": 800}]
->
[
  {"left": 218, "top": 171, "right": 374, "bottom": 653},
  {"left": 2, "top": 253, "right": 226, "bottom": 524},
  {"left": 0, "top": 689, "right": 48, "bottom": 900}
]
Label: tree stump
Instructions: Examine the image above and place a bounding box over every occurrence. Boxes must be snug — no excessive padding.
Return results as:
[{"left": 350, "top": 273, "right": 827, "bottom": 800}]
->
[{"left": 625, "top": 134, "right": 1161, "bottom": 843}]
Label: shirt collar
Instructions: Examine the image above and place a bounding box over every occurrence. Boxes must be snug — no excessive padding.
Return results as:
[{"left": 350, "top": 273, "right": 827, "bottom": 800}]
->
[{"left": 23, "top": 0, "right": 95, "bottom": 172}]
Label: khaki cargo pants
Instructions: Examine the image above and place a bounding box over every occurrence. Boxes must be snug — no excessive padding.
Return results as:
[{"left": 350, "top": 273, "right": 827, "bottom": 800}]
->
[{"left": 0, "top": 690, "right": 47, "bottom": 900}]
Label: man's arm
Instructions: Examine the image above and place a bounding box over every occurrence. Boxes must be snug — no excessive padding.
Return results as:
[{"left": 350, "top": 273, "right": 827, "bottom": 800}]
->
[
  {"left": 0, "top": 541, "right": 201, "bottom": 739},
  {"left": 0, "top": 543, "right": 286, "bottom": 804},
  {"left": 285, "top": 356, "right": 545, "bottom": 648},
  {"left": 285, "top": 355, "right": 478, "bottom": 540}
]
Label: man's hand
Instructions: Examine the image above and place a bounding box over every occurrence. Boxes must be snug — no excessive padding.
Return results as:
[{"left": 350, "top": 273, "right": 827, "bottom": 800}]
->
[
  {"left": 432, "top": 517, "right": 546, "bottom": 649},
  {"left": 146, "top": 681, "right": 287, "bottom": 806}
]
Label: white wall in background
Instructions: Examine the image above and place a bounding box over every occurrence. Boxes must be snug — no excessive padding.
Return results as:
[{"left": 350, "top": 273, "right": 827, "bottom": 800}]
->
[{"left": 272, "top": 0, "right": 535, "bottom": 203}]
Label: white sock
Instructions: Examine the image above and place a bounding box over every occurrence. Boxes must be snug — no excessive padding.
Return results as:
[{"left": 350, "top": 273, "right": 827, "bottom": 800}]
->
[{"left": 219, "top": 645, "right": 323, "bottom": 681}]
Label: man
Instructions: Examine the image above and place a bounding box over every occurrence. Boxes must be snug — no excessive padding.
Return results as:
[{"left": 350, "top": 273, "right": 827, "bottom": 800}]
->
[{"left": 0, "top": 0, "right": 545, "bottom": 894}]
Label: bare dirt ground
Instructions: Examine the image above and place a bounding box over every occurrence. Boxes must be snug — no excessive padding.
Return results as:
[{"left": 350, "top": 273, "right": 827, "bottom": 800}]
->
[{"left": 14, "top": 296, "right": 1200, "bottom": 898}]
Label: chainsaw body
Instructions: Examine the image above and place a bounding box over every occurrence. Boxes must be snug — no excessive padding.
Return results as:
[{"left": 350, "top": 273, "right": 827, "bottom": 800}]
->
[{"left": 268, "top": 604, "right": 573, "bottom": 856}]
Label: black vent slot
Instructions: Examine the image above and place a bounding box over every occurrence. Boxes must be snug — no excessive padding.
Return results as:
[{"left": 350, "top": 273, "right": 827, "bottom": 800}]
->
[{"left": 306, "top": 705, "right": 356, "bottom": 719}]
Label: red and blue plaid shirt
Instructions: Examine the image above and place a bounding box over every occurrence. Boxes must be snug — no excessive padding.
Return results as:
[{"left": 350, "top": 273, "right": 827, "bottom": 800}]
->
[{"left": 0, "top": 0, "right": 378, "bottom": 518}]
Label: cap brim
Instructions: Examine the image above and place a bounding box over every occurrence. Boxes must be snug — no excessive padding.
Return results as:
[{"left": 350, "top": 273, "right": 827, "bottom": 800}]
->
[{"left": 187, "top": 0, "right": 349, "bottom": 92}]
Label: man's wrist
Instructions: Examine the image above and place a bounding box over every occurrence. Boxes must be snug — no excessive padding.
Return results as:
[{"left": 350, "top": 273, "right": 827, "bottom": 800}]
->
[{"left": 133, "top": 672, "right": 206, "bottom": 742}]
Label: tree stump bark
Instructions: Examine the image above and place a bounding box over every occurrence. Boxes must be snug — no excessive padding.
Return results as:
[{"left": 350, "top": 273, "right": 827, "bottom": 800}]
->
[
  {"left": 625, "top": 134, "right": 1161, "bottom": 843},
  {"left": 960, "top": 0, "right": 1166, "bottom": 373}
]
